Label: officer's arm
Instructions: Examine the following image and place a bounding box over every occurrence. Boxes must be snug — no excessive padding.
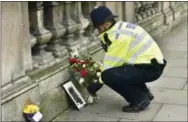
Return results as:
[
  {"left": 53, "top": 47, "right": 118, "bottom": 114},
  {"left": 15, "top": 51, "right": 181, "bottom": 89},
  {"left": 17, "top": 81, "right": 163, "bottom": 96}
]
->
[{"left": 100, "top": 33, "right": 132, "bottom": 71}]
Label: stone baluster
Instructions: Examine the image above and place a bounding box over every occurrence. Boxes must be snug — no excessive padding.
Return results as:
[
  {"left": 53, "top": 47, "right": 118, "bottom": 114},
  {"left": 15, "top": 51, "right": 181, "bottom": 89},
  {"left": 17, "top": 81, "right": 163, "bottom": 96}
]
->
[
  {"left": 28, "top": 2, "right": 54, "bottom": 68},
  {"left": 71, "top": 2, "right": 90, "bottom": 54},
  {"left": 43, "top": 2, "right": 69, "bottom": 62},
  {"left": 153, "top": 2, "right": 160, "bottom": 13},
  {"left": 30, "top": 33, "right": 37, "bottom": 48},
  {"left": 82, "top": 2, "right": 101, "bottom": 52},
  {"left": 139, "top": 2, "right": 148, "bottom": 19},
  {"left": 135, "top": 2, "right": 142, "bottom": 21},
  {"left": 60, "top": 2, "right": 80, "bottom": 53},
  {"left": 144, "top": 2, "right": 151, "bottom": 17}
]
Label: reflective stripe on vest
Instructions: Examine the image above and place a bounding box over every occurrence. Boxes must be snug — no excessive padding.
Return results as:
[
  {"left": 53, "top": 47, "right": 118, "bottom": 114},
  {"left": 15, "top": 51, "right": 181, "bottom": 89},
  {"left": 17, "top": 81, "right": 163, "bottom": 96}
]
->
[
  {"left": 104, "top": 54, "right": 125, "bottom": 63},
  {"left": 115, "top": 22, "right": 123, "bottom": 39},
  {"left": 103, "top": 54, "right": 125, "bottom": 70},
  {"left": 128, "top": 39, "right": 153, "bottom": 64},
  {"left": 129, "top": 31, "right": 147, "bottom": 51},
  {"left": 103, "top": 64, "right": 113, "bottom": 70},
  {"left": 111, "top": 29, "right": 136, "bottom": 38}
]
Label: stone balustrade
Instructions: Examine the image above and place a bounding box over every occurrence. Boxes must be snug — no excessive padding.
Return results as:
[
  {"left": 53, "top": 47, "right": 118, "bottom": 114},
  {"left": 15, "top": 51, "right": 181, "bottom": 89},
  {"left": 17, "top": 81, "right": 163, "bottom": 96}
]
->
[
  {"left": 135, "top": 2, "right": 160, "bottom": 22},
  {"left": 1, "top": 1, "right": 187, "bottom": 121}
]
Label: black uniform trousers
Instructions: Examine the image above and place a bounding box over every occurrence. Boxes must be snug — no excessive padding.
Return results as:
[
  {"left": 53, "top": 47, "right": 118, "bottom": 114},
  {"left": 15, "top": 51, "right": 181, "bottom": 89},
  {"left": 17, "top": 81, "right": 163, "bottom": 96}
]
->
[{"left": 101, "top": 58, "right": 166, "bottom": 106}]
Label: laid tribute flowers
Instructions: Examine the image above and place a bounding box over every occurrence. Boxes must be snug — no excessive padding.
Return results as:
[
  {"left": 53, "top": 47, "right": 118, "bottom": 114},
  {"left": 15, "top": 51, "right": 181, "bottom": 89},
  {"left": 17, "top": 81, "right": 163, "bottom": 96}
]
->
[
  {"left": 69, "top": 49, "right": 103, "bottom": 103},
  {"left": 23, "top": 97, "right": 43, "bottom": 122}
]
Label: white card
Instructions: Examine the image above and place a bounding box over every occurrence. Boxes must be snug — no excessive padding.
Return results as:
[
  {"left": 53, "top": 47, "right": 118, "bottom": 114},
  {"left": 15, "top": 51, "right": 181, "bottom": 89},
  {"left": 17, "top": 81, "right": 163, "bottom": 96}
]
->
[{"left": 32, "top": 111, "right": 43, "bottom": 122}]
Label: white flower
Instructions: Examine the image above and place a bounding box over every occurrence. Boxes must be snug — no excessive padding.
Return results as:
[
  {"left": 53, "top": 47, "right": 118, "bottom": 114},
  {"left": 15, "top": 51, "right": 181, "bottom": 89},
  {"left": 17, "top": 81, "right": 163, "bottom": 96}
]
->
[
  {"left": 96, "top": 72, "right": 101, "bottom": 77},
  {"left": 93, "top": 63, "right": 98, "bottom": 68},
  {"left": 83, "top": 64, "right": 86, "bottom": 68},
  {"left": 93, "top": 79, "right": 98, "bottom": 83},
  {"left": 79, "top": 78, "right": 85, "bottom": 84}
]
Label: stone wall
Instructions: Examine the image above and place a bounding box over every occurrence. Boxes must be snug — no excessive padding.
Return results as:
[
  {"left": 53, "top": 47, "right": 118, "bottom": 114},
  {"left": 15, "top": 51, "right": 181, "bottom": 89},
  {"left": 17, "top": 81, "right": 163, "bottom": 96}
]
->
[{"left": 1, "top": 1, "right": 187, "bottom": 121}]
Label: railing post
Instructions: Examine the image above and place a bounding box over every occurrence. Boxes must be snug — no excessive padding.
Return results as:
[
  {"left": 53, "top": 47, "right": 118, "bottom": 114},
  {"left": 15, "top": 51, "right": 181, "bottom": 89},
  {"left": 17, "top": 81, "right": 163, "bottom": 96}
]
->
[
  {"left": 28, "top": 2, "right": 54, "bottom": 68},
  {"left": 43, "top": 2, "right": 69, "bottom": 62}
]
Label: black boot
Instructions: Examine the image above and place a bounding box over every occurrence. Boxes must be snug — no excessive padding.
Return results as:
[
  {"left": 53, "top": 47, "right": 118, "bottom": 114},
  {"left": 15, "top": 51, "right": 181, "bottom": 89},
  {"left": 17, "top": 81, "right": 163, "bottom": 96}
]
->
[
  {"left": 146, "top": 89, "right": 154, "bottom": 101},
  {"left": 122, "top": 98, "right": 150, "bottom": 113}
]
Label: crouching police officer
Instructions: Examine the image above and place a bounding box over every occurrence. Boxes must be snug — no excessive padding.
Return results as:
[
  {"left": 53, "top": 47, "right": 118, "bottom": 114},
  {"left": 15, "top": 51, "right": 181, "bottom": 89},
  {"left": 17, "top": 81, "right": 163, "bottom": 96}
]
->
[{"left": 90, "top": 6, "right": 167, "bottom": 113}]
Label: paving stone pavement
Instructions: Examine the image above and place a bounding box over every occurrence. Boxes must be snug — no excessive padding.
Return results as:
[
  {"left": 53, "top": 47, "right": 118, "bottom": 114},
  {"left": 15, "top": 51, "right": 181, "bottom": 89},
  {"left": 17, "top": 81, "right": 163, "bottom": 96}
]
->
[{"left": 54, "top": 20, "right": 187, "bottom": 121}]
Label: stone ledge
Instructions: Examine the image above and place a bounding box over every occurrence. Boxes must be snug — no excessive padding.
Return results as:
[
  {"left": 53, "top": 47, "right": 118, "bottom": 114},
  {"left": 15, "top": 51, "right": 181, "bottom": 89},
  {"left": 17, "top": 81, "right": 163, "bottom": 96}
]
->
[
  {"left": 90, "top": 46, "right": 102, "bottom": 55},
  {"left": 1, "top": 58, "right": 70, "bottom": 103},
  {"left": 1, "top": 76, "right": 37, "bottom": 104},
  {"left": 27, "top": 60, "right": 69, "bottom": 81}
]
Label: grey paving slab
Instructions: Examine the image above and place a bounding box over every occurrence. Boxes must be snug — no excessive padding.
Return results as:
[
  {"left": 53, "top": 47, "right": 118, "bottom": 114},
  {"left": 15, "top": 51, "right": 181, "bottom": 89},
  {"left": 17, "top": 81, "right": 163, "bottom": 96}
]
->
[
  {"left": 151, "top": 88, "right": 187, "bottom": 105},
  {"left": 53, "top": 111, "right": 119, "bottom": 121},
  {"left": 119, "top": 118, "right": 141, "bottom": 121},
  {"left": 158, "top": 19, "right": 187, "bottom": 52},
  {"left": 161, "top": 45, "right": 187, "bottom": 52},
  {"left": 147, "top": 77, "right": 187, "bottom": 90},
  {"left": 166, "top": 59, "right": 187, "bottom": 68},
  {"left": 153, "top": 104, "right": 187, "bottom": 121},
  {"left": 162, "top": 51, "right": 187, "bottom": 59},
  {"left": 98, "top": 85, "right": 127, "bottom": 102},
  {"left": 82, "top": 96, "right": 162, "bottom": 121},
  {"left": 183, "top": 83, "right": 187, "bottom": 90},
  {"left": 163, "top": 67, "right": 187, "bottom": 78}
]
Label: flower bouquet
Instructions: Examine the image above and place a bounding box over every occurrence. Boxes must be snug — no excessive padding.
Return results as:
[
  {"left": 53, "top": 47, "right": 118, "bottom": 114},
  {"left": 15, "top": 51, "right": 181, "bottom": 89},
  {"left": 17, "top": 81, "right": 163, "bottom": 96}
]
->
[
  {"left": 23, "top": 98, "right": 43, "bottom": 122},
  {"left": 69, "top": 50, "right": 103, "bottom": 104}
]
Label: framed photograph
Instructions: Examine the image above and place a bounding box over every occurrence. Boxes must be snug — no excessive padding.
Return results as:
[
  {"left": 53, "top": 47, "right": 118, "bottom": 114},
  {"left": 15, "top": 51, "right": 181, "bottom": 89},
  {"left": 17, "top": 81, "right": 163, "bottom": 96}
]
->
[{"left": 61, "top": 81, "right": 86, "bottom": 110}]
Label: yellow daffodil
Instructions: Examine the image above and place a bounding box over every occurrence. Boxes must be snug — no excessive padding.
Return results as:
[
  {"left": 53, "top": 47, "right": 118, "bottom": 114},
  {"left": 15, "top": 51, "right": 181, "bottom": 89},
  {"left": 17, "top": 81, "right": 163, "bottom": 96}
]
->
[{"left": 23, "top": 104, "right": 40, "bottom": 114}]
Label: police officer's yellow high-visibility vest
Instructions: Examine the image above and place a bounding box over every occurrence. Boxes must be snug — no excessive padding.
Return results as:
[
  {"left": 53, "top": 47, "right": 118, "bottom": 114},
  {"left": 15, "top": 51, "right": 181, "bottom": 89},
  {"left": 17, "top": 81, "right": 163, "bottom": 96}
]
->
[{"left": 99, "top": 21, "right": 164, "bottom": 71}]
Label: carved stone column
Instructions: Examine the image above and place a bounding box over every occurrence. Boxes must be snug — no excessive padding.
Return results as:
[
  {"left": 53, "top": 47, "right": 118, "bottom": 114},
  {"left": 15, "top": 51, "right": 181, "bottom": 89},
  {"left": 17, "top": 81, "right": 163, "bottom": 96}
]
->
[
  {"left": 28, "top": 2, "right": 54, "bottom": 67},
  {"left": 72, "top": 2, "right": 90, "bottom": 54},
  {"left": 43, "top": 2, "right": 69, "bottom": 62},
  {"left": 82, "top": 2, "right": 101, "bottom": 53},
  {"left": 60, "top": 2, "right": 80, "bottom": 53}
]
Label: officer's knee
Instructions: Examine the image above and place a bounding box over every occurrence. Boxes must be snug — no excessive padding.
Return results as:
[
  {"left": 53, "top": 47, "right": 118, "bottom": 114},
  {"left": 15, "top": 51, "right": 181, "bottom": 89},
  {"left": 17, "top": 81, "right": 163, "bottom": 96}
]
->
[{"left": 101, "top": 70, "right": 110, "bottom": 84}]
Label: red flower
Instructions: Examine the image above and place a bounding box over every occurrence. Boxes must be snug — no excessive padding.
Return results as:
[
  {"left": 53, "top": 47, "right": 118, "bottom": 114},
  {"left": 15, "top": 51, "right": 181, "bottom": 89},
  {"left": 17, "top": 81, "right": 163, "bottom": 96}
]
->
[
  {"left": 80, "top": 69, "right": 88, "bottom": 77},
  {"left": 69, "top": 58, "right": 77, "bottom": 63}
]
